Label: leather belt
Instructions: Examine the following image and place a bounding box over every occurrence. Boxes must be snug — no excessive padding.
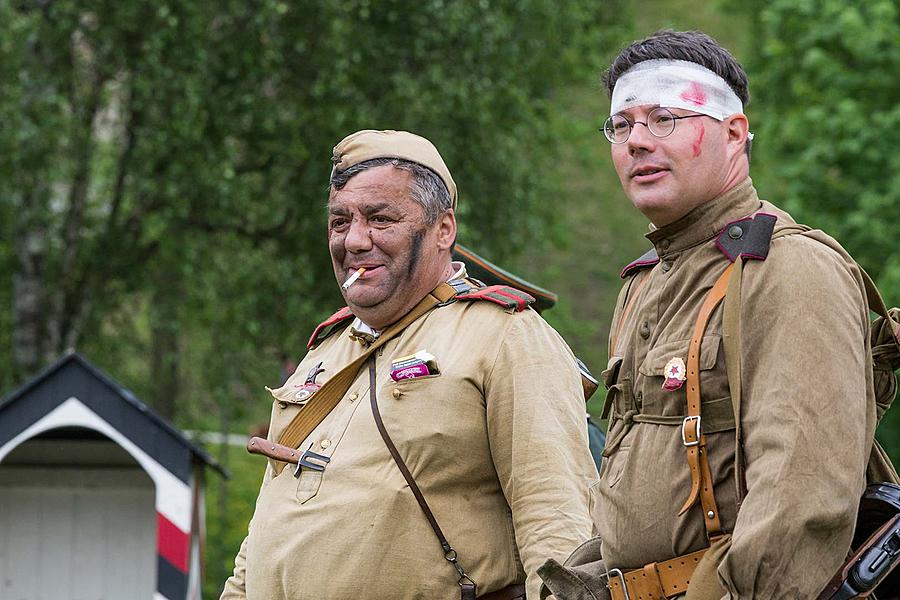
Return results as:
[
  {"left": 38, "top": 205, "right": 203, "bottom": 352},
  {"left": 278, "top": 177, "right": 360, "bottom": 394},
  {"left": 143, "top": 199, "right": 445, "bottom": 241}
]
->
[
  {"left": 605, "top": 548, "right": 708, "bottom": 600},
  {"left": 479, "top": 583, "right": 526, "bottom": 600}
]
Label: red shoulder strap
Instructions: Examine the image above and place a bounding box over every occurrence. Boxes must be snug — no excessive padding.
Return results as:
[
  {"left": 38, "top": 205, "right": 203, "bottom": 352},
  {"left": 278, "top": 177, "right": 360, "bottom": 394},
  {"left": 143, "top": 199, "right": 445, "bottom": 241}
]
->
[
  {"left": 307, "top": 307, "right": 354, "bottom": 349},
  {"left": 456, "top": 285, "right": 535, "bottom": 312}
]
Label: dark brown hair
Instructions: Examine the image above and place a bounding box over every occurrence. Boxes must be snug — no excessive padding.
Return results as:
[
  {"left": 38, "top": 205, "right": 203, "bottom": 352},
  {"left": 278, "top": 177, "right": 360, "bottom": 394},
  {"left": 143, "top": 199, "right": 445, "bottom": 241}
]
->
[{"left": 603, "top": 29, "right": 749, "bottom": 107}]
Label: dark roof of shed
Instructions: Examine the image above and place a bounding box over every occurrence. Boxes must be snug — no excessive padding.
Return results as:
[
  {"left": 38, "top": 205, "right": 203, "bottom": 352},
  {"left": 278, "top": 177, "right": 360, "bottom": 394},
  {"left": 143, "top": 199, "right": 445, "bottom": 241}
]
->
[{"left": 0, "top": 352, "right": 227, "bottom": 479}]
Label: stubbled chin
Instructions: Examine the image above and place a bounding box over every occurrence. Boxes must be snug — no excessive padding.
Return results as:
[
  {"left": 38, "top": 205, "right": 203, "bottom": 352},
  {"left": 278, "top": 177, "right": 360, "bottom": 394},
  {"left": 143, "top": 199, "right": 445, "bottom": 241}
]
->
[{"left": 344, "top": 285, "right": 386, "bottom": 309}]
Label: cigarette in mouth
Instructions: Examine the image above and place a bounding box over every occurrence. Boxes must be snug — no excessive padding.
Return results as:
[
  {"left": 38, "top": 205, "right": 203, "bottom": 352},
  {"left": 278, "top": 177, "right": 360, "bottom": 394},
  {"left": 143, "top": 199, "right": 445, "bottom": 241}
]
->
[{"left": 341, "top": 267, "right": 366, "bottom": 290}]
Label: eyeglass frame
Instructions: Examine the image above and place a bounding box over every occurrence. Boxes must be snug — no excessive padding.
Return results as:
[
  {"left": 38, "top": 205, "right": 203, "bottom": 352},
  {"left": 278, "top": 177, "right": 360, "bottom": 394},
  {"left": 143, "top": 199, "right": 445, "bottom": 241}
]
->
[{"left": 602, "top": 107, "right": 707, "bottom": 144}]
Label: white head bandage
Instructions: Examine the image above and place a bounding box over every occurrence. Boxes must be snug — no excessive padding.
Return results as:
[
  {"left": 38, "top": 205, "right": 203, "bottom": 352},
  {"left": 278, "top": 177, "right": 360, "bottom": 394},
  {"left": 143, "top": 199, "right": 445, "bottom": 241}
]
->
[{"left": 611, "top": 59, "right": 744, "bottom": 121}]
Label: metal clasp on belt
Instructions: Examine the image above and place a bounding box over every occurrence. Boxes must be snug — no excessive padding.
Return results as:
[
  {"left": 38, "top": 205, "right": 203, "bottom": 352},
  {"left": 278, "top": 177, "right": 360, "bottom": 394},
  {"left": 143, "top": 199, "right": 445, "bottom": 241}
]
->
[
  {"left": 293, "top": 444, "right": 331, "bottom": 477},
  {"left": 600, "top": 568, "right": 629, "bottom": 600},
  {"left": 681, "top": 415, "right": 701, "bottom": 447}
]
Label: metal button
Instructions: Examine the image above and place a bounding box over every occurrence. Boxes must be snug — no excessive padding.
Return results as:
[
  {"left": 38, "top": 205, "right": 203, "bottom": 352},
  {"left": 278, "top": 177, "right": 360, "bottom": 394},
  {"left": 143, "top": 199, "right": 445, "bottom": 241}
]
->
[
  {"left": 728, "top": 225, "right": 743, "bottom": 239},
  {"left": 658, "top": 239, "right": 670, "bottom": 251},
  {"left": 639, "top": 321, "right": 651, "bottom": 339},
  {"left": 707, "top": 510, "right": 715, "bottom": 518},
  {"left": 392, "top": 389, "right": 403, "bottom": 399},
  {"left": 348, "top": 392, "right": 359, "bottom": 402},
  {"left": 278, "top": 401, "right": 288, "bottom": 409},
  {"left": 661, "top": 261, "right": 672, "bottom": 273},
  {"left": 320, "top": 439, "right": 332, "bottom": 449}
]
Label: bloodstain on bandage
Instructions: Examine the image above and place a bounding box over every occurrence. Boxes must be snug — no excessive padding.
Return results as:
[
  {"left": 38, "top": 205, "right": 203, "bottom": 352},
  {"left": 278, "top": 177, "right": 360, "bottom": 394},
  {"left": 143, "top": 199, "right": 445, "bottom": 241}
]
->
[
  {"left": 692, "top": 122, "right": 705, "bottom": 158},
  {"left": 680, "top": 82, "right": 708, "bottom": 106}
]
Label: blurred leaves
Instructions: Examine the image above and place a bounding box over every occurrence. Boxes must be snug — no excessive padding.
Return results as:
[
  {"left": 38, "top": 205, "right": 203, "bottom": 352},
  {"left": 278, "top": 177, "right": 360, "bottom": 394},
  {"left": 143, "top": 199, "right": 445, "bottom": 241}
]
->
[
  {"left": 731, "top": 0, "right": 900, "bottom": 284},
  {"left": 725, "top": 0, "right": 900, "bottom": 462},
  {"left": 0, "top": 0, "right": 624, "bottom": 408}
]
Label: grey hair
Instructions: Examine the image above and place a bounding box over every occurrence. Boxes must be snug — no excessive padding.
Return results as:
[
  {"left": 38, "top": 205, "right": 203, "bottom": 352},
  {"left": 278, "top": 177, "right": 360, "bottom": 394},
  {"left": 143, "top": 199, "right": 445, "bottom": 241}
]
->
[{"left": 330, "top": 157, "right": 452, "bottom": 225}]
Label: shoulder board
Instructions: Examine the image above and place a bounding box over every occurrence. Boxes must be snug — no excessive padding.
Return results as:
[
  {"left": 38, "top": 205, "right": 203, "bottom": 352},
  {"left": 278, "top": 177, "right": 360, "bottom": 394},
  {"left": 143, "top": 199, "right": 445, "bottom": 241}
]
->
[
  {"left": 715, "top": 213, "right": 777, "bottom": 262},
  {"left": 456, "top": 285, "right": 535, "bottom": 312},
  {"left": 620, "top": 248, "right": 659, "bottom": 279},
  {"left": 307, "top": 307, "right": 354, "bottom": 349}
]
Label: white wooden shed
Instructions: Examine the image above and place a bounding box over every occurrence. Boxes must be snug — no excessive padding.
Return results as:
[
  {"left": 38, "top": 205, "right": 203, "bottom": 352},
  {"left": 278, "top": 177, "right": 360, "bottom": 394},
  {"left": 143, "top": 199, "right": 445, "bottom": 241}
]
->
[{"left": 0, "top": 352, "right": 225, "bottom": 600}]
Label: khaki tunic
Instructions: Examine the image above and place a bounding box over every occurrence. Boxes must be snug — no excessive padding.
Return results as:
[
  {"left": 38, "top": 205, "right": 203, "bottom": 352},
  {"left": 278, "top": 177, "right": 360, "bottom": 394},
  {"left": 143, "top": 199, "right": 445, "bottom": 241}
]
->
[
  {"left": 221, "top": 292, "right": 597, "bottom": 600},
  {"left": 595, "top": 179, "right": 875, "bottom": 598}
]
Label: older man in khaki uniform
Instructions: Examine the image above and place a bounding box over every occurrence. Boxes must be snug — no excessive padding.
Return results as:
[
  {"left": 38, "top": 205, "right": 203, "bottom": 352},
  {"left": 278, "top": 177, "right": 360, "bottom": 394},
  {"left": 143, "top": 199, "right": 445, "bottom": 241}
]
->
[
  {"left": 220, "top": 130, "right": 597, "bottom": 600},
  {"left": 539, "top": 31, "right": 877, "bottom": 599}
]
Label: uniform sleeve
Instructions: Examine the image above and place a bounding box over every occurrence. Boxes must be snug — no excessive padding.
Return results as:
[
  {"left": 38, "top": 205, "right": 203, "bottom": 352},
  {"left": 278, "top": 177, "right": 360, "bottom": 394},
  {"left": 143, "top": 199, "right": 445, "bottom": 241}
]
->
[
  {"left": 485, "top": 311, "right": 598, "bottom": 599},
  {"left": 718, "top": 236, "right": 874, "bottom": 598},
  {"left": 219, "top": 536, "right": 249, "bottom": 600},
  {"left": 219, "top": 462, "right": 275, "bottom": 600}
]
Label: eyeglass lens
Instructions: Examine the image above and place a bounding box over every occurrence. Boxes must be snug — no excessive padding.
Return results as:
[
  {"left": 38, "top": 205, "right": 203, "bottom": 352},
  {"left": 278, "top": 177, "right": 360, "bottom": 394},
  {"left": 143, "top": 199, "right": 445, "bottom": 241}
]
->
[{"left": 603, "top": 107, "right": 679, "bottom": 143}]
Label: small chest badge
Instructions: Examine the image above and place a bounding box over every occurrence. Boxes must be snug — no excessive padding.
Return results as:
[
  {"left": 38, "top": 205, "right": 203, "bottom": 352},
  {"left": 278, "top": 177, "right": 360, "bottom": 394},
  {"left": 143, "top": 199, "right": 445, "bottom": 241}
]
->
[
  {"left": 293, "top": 362, "right": 325, "bottom": 405},
  {"left": 662, "top": 357, "right": 687, "bottom": 391}
]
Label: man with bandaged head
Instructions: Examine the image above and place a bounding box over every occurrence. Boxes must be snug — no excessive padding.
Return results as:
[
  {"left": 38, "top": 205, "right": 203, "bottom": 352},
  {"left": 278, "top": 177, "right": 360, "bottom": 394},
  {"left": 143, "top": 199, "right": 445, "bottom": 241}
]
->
[
  {"left": 220, "top": 130, "right": 596, "bottom": 600},
  {"left": 539, "top": 30, "right": 878, "bottom": 599}
]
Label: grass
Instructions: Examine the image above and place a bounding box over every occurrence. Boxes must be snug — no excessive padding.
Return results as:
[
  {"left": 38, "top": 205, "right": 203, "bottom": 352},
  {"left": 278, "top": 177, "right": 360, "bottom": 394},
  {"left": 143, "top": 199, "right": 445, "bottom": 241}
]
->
[{"left": 202, "top": 443, "right": 266, "bottom": 599}]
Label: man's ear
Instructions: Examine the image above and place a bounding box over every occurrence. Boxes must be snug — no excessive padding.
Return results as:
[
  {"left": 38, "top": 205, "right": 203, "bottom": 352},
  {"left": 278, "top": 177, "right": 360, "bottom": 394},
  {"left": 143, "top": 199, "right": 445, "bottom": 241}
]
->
[
  {"left": 725, "top": 113, "right": 750, "bottom": 157},
  {"left": 436, "top": 209, "right": 457, "bottom": 251}
]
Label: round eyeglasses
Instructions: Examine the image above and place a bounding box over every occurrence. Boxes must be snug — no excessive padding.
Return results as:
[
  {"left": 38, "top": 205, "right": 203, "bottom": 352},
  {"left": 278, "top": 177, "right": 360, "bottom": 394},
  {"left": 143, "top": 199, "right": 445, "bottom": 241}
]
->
[{"left": 602, "top": 107, "right": 706, "bottom": 144}]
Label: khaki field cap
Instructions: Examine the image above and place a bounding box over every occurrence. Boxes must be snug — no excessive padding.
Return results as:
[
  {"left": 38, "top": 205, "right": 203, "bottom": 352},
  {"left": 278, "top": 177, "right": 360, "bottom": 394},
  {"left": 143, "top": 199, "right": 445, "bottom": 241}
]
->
[{"left": 331, "top": 129, "right": 458, "bottom": 209}]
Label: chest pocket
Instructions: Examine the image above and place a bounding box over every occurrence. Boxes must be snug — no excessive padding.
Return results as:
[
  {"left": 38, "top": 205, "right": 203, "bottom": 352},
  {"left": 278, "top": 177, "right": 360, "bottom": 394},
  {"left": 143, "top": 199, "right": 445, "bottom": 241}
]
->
[
  {"left": 637, "top": 335, "right": 736, "bottom": 434},
  {"left": 268, "top": 383, "right": 367, "bottom": 504},
  {"left": 387, "top": 374, "right": 484, "bottom": 440},
  {"left": 382, "top": 371, "right": 490, "bottom": 481}
]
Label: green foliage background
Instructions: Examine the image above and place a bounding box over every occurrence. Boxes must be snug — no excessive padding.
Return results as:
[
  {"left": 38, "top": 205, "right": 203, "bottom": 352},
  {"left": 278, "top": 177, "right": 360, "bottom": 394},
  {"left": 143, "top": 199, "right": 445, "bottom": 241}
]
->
[{"left": 0, "top": 1, "right": 898, "bottom": 597}]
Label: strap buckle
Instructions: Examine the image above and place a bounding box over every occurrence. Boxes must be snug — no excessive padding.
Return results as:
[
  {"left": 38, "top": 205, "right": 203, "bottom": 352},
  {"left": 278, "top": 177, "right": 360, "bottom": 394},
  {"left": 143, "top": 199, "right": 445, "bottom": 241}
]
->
[
  {"left": 681, "top": 415, "right": 701, "bottom": 447},
  {"left": 447, "top": 278, "right": 474, "bottom": 295},
  {"left": 293, "top": 444, "right": 331, "bottom": 477},
  {"left": 601, "top": 568, "right": 630, "bottom": 600}
]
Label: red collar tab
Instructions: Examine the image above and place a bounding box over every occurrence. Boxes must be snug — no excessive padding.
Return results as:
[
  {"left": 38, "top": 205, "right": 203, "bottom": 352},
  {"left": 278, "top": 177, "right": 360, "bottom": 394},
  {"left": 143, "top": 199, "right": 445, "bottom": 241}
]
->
[
  {"left": 307, "top": 307, "right": 354, "bottom": 349},
  {"left": 714, "top": 213, "right": 777, "bottom": 263},
  {"left": 456, "top": 285, "right": 535, "bottom": 312},
  {"left": 620, "top": 248, "right": 660, "bottom": 279}
]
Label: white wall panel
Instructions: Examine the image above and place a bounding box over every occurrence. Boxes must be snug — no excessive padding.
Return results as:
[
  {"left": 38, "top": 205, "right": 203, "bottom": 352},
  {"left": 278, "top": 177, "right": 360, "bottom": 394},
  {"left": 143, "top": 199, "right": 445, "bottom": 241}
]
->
[{"left": 0, "top": 476, "right": 155, "bottom": 599}]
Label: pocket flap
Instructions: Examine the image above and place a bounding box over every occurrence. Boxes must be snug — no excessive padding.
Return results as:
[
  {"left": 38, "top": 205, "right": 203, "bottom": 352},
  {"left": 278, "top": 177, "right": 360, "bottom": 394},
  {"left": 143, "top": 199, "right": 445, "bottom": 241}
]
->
[
  {"left": 601, "top": 356, "right": 624, "bottom": 389},
  {"left": 638, "top": 335, "right": 721, "bottom": 377},
  {"left": 267, "top": 383, "right": 315, "bottom": 405}
]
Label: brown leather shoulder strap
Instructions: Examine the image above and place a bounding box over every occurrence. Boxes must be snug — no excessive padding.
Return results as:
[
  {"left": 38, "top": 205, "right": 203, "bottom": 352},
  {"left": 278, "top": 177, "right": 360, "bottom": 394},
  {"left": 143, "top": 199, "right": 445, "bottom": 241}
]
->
[
  {"left": 678, "top": 262, "right": 734, "bottom": 540},
  {"left": 275, "top": 283, "right": 456, "bottom": 466}
]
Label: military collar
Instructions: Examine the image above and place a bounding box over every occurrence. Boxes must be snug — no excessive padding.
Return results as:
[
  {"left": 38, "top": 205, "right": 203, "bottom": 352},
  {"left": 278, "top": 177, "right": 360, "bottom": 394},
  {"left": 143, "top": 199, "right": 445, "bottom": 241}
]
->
[
  {"left": 646, "top": 178, "right": 763, "bottom": 257},
  {"left": 348, "top": 261, "right": 467, "bottom": 343}
]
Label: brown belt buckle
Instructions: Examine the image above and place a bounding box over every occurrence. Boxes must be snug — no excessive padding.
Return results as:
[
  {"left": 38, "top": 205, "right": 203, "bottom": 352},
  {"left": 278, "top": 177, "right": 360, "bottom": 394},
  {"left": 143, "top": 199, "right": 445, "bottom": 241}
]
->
[{"left": 601, "top": 568, "right": 629, "bottom": 600}]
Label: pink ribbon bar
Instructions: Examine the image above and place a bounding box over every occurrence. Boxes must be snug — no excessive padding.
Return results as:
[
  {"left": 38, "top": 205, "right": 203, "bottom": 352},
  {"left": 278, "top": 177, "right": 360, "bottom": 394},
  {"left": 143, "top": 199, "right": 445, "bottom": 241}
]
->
[{"left": 390, "top": 362, "right": 431, "bottom": 381}]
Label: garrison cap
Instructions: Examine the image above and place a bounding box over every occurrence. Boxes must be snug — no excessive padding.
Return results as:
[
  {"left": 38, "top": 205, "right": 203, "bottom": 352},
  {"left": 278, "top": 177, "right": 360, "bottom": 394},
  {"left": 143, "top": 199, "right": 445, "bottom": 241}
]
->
[{"left": 330, "top": 129, "right": 458, "bottom": 209}]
